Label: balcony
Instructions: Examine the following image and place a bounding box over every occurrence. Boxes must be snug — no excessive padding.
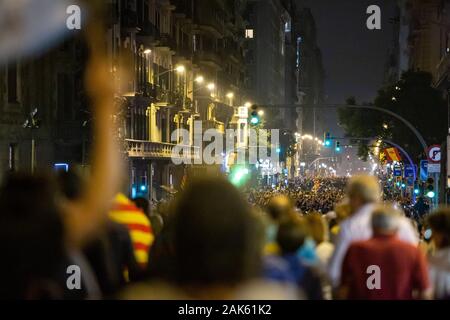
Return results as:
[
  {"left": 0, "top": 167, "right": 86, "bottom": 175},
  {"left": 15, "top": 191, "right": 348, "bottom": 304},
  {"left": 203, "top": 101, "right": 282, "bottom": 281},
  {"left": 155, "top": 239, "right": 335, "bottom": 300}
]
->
[
  {"left": 155, "top": 33, "right": 176, "bottom": 51},
  {"left": 194, "top": 50, "right": 222, "bottom": 69},
  {"left": 196, "top": 11, "right": 225, "bottom": 37},
  {"left": 203, "top": 120, "right": 225, "bottom": 134},
  {"left": 121, "top": 9, "right": 138, "bottom": 30},
  {"left": 137, "top": 20, "right": 160, "bottom": 45},
  {"left": 126, "top": 139, "right": 200, "bottom": 161}
]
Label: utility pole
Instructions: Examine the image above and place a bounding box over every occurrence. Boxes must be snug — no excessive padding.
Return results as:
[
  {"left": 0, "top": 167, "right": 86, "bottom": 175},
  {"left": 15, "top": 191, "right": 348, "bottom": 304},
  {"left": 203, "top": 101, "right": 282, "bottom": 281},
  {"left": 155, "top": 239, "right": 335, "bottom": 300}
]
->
[{"left": 23, "top": 108, "right": 41, "bottom": 174}]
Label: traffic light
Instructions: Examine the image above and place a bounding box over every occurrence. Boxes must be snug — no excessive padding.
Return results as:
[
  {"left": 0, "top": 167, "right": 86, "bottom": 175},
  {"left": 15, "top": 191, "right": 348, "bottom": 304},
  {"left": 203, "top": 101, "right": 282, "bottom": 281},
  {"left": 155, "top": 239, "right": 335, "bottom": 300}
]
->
[
  {"left": 324, "top": 132, "right": 332, "bottom": 148},
  {"left": 425, "top": 177, "right": 435, "bottom": 198},
  {"left": 250, "top": 105, "right": 260, "bottom": 125},
  {"left": 335, "top": 141, "right": 341, "bottom": 152},
  {"left": 138, "top": 176, "right": 148, "bottom": 195},
  {"left": 229, "top": 166, "right": 250, "bottom": 187}
]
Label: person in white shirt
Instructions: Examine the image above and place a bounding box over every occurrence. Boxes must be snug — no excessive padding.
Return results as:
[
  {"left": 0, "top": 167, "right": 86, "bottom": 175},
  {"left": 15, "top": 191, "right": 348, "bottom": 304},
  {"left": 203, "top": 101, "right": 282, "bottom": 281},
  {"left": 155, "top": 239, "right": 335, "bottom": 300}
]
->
[
  {"left": 427, "top": 209, "right": 450, "bottom": 299},
  {"left": 327, "top": 175, "right": 419, "bottom": 288}
]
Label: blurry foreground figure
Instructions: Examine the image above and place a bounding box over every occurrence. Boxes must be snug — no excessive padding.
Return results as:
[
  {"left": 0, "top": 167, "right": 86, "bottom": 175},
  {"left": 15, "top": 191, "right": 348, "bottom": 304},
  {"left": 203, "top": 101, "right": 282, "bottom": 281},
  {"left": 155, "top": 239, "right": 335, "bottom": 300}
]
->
[
  {"left": 0, "top": 8, "right": 122, "bottom": 298},
  {"left": 328, "top": 175, "right": 418, "bottom": 287},
  {"left": 427, "top": 209, "right": 450, "bottom": 299},
  {"left": 339, "top": 204, "right": 430, "bottom": 300},
  {"left": 275, "top": 219, "right": 323, "bottom": 300},
  {"left": 122, "top": 177, "right": 298, "bottom": 300},
  {"left": 264, "top": 195, "right": 297, "bottom": 254}
]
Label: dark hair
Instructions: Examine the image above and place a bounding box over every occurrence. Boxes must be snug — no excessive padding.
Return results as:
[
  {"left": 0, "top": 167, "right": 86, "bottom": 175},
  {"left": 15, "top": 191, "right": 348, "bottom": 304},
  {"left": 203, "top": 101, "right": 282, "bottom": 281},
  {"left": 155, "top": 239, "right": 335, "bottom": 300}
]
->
[
  {"left": 266, "top": 195, "right": 293, "bottom": 223},
  {"left": 277, "top": 219, "right": 308, "bottom": 255},
  {"left": 132, "top": 197, "right": 150, "bottom": 217},
  {"left": 172, "top": 176, "right": 261, "bottom": 286},
  {"left": 427, "top": 209, "right": 450, "bottom": 248},
  {"left": 0, "top": 173, "right": 65, "bottom": 298}
]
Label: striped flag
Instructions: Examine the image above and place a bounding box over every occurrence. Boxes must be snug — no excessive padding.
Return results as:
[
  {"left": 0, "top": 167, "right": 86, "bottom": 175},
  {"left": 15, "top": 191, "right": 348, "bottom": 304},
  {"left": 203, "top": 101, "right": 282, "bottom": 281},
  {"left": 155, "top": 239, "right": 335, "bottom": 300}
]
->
[
  {"left": 384, "top": 147, "right": 402, "bottom": 163},
  {"left": 109, "top": 193, "right": 154, "bottom": 269}
]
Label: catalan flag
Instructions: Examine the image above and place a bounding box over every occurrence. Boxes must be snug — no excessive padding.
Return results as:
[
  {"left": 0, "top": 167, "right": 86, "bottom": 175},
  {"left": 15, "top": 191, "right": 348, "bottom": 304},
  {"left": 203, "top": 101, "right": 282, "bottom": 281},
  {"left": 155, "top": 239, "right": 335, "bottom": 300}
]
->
[
  {"left": 109, "top": 193, "right": 154, "bottom": 269},
  {"left": 384, "top": 147, "right": 402, "bottom": 163}
]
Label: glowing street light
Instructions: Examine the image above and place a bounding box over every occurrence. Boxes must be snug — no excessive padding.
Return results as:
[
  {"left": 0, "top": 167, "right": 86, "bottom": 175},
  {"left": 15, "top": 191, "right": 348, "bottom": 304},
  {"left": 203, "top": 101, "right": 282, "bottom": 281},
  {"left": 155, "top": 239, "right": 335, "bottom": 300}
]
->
[
  {"left": 244, "top": 102, "right": 252, "bottom": 108},
  {"left": 195, "top": 75, "right": 204, "bottom": 84},
  {"left": 143, "top": 48, "right": 151, "bottom": 55},
  {"left": 206, "top": 82, "right": 215, "bottom": 91},
  {"left": 175, "top": 65, "right": 185, "bottom": 73},
  {"left": 258, "top": 110, "right": 264, "bottom": 116}
]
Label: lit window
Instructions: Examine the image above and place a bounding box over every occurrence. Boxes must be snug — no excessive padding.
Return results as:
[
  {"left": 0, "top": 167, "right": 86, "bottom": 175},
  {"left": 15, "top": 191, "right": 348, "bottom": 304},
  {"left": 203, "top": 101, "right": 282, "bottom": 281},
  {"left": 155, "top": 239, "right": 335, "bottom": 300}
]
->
[
  {"left": 285, "top": 22, "right": 291, "bottom": 33},
  {"left": 245, "top": 29, "right": 254, "bottom": 39}
]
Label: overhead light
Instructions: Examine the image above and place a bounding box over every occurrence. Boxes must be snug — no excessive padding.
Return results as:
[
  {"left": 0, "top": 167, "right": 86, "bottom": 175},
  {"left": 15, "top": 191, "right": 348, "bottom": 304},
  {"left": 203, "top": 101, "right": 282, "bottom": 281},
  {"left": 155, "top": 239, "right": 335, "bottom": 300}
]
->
[
  {"left": 206, "top": 83, "right": 215, "bottom": 91},
  {"left": 143, "top": 49, "right": 151, "bottom": 55},
  {"left": 258, "top": 110, "right": 264, "bottom": 116},
  {"left": 244, "top": 102, "right": 252, "bottom": 108},
  {"left": 195, "top": 75, "right": 204, "bottom": 83},
  {"left": 226, "top": 92, "right": 234, "bottom": 99}
]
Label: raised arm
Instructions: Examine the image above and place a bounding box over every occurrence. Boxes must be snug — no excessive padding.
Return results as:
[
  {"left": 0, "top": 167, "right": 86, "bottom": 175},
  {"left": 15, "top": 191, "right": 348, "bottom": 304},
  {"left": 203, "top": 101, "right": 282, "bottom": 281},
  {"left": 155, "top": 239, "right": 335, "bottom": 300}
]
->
[{"left": 65, "top": 21, "right": 123, "bottom": 247}]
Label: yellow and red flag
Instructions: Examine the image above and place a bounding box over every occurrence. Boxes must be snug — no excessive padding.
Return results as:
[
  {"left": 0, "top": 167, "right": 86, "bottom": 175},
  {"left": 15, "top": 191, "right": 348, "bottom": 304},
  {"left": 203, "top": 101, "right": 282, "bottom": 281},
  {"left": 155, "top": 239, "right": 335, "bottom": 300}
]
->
[
  {"left": 109, "top": 193, "right": 154, "bottom": 269},
  {"left": 384, "top": 147, "right": 402, "bottom": 163}
]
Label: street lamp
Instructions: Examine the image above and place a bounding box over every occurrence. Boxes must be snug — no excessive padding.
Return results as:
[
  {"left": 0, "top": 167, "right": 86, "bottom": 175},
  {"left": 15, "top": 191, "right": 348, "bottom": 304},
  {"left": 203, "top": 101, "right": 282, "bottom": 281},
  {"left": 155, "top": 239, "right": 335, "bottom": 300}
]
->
[
  {"left": 258, "top": 110, "right": 264, "bottom": 116},
  {"left": 206, "top": 82, "right": 215, "bottom": 91},
  {"left": 244, "top": 102, "right": 252, "bottom": 108},
  {"left": 175, "top": 65, "right": 185, "bottom": 73},
  {"left": 226, "top": 92, "right": 234, "bottom": 107},
  {"left": 23, "top": 108, "right": 41, "bottom": 174},
  {"left": 143, "top": 48, "right": 151, "bottom": 55},
  {"left": 195, "top": 75, "right": 204, "bottom": 84}
]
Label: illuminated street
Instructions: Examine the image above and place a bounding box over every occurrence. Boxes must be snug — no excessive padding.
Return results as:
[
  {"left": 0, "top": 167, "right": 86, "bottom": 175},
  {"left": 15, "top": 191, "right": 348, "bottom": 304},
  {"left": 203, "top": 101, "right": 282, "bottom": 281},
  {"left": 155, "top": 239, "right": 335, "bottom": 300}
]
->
[{"left": 0, "top": 0, "right": 449, "bottom": 307}]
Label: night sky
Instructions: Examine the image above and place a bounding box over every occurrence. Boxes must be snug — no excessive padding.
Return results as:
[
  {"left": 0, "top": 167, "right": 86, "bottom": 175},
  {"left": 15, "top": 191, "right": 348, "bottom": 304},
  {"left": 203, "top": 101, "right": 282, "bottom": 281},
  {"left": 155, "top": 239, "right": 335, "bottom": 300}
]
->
[
  {"left": 300, "top": 0, "right": 396, "bottom": 104},
  {"left": 299, "top": 0, "right": 397, "bottom": 169}
]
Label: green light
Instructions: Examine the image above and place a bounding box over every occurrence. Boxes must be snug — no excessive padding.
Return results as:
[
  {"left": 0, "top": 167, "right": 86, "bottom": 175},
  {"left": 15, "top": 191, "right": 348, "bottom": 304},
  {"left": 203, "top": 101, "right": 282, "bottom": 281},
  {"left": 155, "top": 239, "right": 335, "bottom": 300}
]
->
[
  {"left": 426, "top": 191, "right": 436, "bottom": 198},
  {"left": 276, "top": 148, "right": 281, "bottom": 153},
  {"left": 414, "top": 189, "right": 420, "bottom": 195},
  {"left": 230, "top": 167, "right": 250, "bottom": 186},
  {"left": 335, "top": 147, "right": 341, "bottom": 152},
  {"left": 250, "top": 117, "right": 259, "bottom": 125},
  {"left": 401, "top": 183, "right": 406, "bottom": 188}
]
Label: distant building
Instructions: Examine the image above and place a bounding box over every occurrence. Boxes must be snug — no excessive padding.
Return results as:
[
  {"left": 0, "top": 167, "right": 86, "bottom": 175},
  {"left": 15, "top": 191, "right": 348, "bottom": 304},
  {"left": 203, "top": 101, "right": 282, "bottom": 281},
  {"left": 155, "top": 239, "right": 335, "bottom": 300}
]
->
[
  {"left": 295, "top": 6, "right": 325, "bottom": 160},
  {"left": 0, "top": 36, "right": 87, "bottom": 182}
]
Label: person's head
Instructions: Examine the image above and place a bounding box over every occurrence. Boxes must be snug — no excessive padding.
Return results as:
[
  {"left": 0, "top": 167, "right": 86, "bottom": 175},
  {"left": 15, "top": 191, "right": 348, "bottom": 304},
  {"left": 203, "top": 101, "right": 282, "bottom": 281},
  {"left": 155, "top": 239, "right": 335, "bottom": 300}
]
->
[
  {"left": 266, "top": 195, "right": 294, "bottom": 224},
  {"left": 427, "top": 209, "right": 450, "bottom": 249},
  {"left": 0, "top": 172, "right": 65, "bottom": 298},
  {"left": 346, "top": 175, "right": 381, "bottom": 212},
  {"left": 371, "top": 204, "right": 402, "bottom": 236},
  {"left": 132, "top": 197, "right": 151, "bottom": 218},
  {"left": 172, "top": 176, "right": 261, "bottom": 291},
  {"left": 305, "top": 212, "right": 329, "bottom": 244},
  {"left": 276, "top": 218, "right": 309, "bottom": 255}
]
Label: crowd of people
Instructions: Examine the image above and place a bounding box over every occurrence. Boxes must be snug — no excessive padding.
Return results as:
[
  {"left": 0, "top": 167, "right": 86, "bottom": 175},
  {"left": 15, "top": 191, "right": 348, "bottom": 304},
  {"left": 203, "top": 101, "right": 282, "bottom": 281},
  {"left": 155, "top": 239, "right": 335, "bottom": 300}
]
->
[
  {"left": 2, "top": 159, "right": 450, "bottom": 299},
  {"left": 1, "top": 9, "right": 450, "bottom": 301},
  {"left": 247, "top": 178, "right": 347, "bottom": 214}
]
